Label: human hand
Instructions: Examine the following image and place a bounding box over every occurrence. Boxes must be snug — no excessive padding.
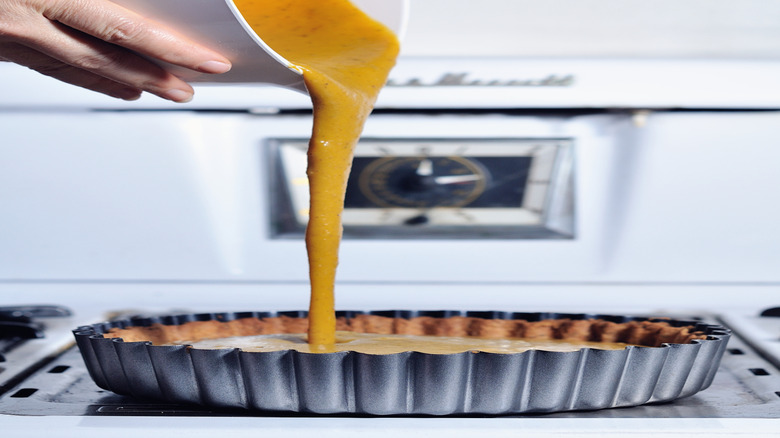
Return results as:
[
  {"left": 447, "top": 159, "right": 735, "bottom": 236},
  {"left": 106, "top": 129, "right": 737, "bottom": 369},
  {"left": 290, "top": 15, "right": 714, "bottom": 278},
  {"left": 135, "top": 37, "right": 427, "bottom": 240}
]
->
[{"left": 0, "top": 0, "right": 232, "bottom": 102}]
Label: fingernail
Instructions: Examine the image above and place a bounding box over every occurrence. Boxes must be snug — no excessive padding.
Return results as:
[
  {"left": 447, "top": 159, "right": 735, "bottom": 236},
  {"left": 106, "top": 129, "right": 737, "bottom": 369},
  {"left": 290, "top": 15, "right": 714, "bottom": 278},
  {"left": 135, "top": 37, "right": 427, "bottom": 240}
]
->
[
  {"left": 197, "top": 60, "right": 232, "bottom": 74},
  {"left": 162, "top": 89, "right": 193, "bottom": 103}
]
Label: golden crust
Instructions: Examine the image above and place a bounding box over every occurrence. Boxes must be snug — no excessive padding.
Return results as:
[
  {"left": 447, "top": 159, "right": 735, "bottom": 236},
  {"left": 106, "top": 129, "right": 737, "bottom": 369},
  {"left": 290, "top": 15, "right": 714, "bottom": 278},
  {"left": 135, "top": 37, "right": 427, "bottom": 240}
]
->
[{"left": 104, "top": 314, "right": 707, "bottom": 348}]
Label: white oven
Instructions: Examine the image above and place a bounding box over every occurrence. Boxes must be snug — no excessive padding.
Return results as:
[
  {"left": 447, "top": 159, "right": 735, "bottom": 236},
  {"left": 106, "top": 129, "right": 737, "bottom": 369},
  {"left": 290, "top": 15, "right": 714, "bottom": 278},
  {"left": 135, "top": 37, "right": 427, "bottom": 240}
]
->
[{"left": 1, "top": 0, "right": 779, "bottom": 436}]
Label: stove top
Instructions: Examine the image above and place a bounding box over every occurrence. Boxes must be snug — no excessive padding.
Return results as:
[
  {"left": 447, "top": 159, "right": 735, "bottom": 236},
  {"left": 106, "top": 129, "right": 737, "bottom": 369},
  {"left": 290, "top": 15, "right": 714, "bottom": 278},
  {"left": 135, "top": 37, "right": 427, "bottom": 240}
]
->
[
  {"left": 0, "top": 289, "right": 778, "bottom": 437},
  {"left": 0, "top": 324, "right": 776, "bottom": 419}
]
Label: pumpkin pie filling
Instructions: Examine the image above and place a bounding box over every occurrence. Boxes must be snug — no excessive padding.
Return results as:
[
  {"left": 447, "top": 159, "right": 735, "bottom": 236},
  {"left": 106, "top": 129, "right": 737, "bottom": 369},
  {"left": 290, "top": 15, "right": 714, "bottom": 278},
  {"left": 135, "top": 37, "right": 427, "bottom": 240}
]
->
[
  {"left": 167, "top": 332, "right": 633, "bottom": 354},
  {"left": 231, "top": 0, "right": 400, "bottom": 346}
]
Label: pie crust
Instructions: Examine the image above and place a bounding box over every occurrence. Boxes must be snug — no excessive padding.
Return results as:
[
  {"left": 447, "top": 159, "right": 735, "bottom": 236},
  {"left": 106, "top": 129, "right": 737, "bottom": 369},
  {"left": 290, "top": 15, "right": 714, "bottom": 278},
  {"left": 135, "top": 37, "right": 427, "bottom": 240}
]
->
[{"left": 104, "top": 314, "right": 706, "bottom": 349}]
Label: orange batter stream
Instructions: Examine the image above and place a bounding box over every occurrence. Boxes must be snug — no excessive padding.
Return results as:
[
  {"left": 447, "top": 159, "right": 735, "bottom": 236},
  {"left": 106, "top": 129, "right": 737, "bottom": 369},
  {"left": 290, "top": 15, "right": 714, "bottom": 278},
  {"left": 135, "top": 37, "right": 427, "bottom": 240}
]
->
[{"left": 233, "top": 0, "right": 400, "bottom": 345}]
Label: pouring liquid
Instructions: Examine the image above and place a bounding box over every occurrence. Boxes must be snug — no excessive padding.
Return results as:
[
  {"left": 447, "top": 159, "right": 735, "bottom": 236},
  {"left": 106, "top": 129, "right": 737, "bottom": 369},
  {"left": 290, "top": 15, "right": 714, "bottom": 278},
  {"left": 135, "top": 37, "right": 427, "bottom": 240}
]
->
[{"left": 233, "top": 0, "right": 400, "bottom": 345}]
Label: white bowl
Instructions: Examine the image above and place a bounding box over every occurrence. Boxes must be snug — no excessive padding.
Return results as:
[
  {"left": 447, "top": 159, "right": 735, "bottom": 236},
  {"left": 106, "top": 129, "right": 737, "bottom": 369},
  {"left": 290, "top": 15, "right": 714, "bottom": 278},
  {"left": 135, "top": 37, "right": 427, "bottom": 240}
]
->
[{"left": 111, "top": 0, "right": 408, "bottom": 92}]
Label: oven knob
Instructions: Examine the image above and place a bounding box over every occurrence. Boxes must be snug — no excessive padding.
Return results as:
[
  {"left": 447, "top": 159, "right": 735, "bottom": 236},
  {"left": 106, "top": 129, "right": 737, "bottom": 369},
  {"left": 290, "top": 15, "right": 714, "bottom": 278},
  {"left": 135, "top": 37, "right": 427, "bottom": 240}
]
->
[{"left": 357, "top": 156, "right": 488, "bottom": 208}]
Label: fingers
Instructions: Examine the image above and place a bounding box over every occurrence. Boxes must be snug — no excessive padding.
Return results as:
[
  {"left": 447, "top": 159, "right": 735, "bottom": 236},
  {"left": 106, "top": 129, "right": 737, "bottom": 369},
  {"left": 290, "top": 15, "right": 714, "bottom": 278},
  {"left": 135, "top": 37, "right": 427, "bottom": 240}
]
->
[
  {"left": 43, "top": 0, "right": 232, "bottom": 73},
  {"left": 0, "top": 0, "right": 233, "bottom": 102},
  {"left": 9, "top": 17, "right": 196, "bottom": 102},
  {"left": 0, "top": 41, "right": 143, "bottom": 100},
  {"left": 49, "top": 19, "right": 200, "bottom": 102}
]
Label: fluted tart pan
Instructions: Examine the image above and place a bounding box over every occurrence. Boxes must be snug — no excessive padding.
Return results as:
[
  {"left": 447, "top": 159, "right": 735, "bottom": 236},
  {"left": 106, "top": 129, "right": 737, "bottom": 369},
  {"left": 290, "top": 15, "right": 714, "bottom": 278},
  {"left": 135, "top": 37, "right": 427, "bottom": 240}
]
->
[{"left": 73, "top": 310, "right": 730, "bottom": 415}]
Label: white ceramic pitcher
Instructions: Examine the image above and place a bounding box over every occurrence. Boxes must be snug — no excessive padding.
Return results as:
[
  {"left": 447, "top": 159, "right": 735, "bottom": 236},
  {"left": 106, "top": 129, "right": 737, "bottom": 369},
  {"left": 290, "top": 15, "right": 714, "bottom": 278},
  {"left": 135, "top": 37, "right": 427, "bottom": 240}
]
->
[{"left": 111, "top": 0, "right": 408, "bottom": 92}]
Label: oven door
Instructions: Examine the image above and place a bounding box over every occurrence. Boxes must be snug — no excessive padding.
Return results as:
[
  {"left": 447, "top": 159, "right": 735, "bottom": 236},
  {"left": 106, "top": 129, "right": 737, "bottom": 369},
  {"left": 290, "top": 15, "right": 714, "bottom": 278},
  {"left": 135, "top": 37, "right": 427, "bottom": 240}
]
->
[{"left": 1, "top": 110, "right": 779, "bottom": 293}]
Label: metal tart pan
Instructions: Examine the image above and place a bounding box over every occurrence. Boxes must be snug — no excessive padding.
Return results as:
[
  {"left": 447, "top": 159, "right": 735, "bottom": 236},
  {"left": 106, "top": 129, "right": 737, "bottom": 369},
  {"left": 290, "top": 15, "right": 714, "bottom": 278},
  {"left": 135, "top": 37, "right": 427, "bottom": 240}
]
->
[{"left": 72, "top": 311, "right": 731, "bottom": 415}]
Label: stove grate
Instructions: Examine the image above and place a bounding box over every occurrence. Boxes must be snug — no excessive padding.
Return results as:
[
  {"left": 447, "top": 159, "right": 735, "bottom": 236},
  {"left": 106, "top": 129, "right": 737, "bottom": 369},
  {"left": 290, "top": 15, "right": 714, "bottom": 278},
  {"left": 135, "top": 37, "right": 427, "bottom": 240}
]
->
[{"left": 0, "top": 305, "right": 71, "bottom": 362}]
